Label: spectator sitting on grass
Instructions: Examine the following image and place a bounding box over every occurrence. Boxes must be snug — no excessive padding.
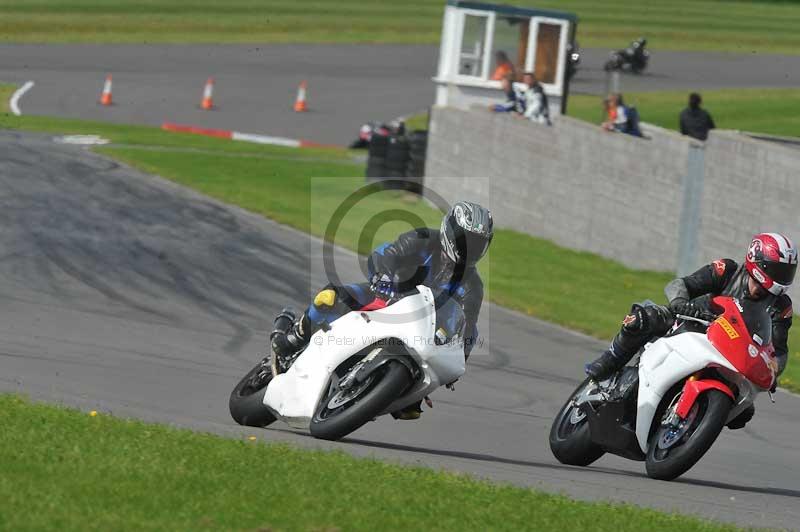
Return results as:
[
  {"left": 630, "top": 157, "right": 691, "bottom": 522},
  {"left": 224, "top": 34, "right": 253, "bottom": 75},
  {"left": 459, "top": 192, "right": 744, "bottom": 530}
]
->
[
  {"left": 602, "top": 93, "right": 642, "bottom": 137},
  {"left": 491, "top": 51, "right": 516, "bottom": 81},
  {"left": 490, "top": 73, "right": 526, "bottom": 114},
  {"left": 521, "top": 72, "right": 551, "bottom": 125},
  {"left": 680, "top": 92, "right": 715, "bottom": 141}
]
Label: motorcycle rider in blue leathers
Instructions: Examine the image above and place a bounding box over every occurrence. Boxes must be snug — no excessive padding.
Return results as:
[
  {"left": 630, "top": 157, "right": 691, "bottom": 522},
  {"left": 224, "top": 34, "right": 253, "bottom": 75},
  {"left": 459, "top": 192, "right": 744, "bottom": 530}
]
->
[{"left": 269, "top": 201, "right": 494, "bottom": 419}]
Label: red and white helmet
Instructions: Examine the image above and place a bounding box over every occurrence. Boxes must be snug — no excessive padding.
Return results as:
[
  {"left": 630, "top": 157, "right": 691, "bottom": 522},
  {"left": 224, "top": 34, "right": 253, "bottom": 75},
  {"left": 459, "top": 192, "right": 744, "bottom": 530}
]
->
[{"left": 745, "top": 233, "right": 798, "bottom": 296}]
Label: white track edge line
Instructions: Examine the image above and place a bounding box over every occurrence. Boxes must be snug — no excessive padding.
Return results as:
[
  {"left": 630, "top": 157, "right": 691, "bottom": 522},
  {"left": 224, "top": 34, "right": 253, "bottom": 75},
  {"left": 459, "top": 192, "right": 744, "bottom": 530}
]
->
[{"left": 10, "top": 80, "right": 35, "bottom": 116}]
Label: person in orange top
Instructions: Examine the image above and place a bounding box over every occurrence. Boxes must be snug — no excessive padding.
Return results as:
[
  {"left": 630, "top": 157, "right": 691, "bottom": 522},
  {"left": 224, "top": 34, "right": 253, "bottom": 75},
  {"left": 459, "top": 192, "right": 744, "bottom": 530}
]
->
[{"left": 491, "top": 51, "right": 516, "bottom": 81}]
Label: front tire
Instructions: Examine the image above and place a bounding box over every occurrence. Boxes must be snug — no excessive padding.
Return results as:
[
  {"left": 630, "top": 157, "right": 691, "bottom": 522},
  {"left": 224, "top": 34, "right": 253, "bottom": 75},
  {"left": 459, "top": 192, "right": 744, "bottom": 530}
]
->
[
  {"left": 549, "top": 378, "right": 606, "bottom": 466},
  {"left": 645, "top": 389, "right": 731, "bottom": 480},
  {"left": 229, "top": 361, "right": 277, "bottom": 427},
  {"left": 310, "top": 361, "right": 411, "bottom": 441}
]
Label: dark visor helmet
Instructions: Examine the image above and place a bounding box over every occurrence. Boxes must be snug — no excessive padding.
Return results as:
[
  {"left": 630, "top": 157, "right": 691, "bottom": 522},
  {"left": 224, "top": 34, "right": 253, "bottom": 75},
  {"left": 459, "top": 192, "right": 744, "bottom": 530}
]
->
[
  {"left": 440, "top": 201, "right": 493, "bottom": 266},
  {"left": 745, "top": 232, "right": 798, "bottom": 296}
]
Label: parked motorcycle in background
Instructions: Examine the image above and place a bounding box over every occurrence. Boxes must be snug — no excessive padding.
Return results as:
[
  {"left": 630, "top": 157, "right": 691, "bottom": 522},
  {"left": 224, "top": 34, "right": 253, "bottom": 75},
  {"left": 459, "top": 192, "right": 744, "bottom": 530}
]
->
[
  {"left": 604, "top": 37, "right": 650, "bottom": 73},
  {"left": 549, "top": 295, "right": 779, "bottom": 480}
]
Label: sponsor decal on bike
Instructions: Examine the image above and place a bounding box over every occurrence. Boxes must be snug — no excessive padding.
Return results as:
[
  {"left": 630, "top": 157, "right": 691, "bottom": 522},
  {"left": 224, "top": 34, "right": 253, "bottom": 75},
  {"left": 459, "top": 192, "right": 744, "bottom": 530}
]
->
[
  {"left": 715, "top": 316, "right": 740, "bottom": 340},
  {"left": 713, "top": 259, "right": 727, "bottom": 276},
  {"left": 748, "top": 344, "right": 758, "bottom": 357}
]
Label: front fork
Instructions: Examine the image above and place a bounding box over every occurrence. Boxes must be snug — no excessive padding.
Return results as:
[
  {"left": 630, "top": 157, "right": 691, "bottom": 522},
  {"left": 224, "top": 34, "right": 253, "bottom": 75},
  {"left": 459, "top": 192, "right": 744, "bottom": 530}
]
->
[{"left": 672, "top": 373, "right": 735, "bottom": 420}]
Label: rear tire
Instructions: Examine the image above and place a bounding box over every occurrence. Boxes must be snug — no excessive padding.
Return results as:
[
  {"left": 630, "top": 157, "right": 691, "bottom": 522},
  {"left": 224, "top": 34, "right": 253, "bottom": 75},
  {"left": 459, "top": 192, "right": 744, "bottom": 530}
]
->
[
  {"left": 645, "top": 389, "right": 731, "bottom": 480},
  {"left": 549, "top": 378, "right": 606, "bottom": 466},
  {"left": 310, "top": 361, "right": 411, "bottom": 441},
  {"left": 229, "top": 362, "right": 277, "bottom": 428}
]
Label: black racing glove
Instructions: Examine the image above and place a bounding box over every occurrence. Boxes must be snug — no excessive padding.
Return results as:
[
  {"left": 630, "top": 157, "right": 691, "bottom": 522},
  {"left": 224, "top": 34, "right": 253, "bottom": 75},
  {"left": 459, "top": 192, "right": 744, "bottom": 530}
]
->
[{"left": 669, "top": 298, "right": 712, "bottom": 320}]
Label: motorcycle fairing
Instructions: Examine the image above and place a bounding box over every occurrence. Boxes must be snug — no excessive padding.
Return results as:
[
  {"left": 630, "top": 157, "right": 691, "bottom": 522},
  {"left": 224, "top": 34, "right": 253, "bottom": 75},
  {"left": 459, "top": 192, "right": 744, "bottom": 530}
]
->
[
  {"left": 706, "top": 296, "right": 776, "bottom": 391},
  {"left": 636, "top": 332, "right": 737, "bottom": 452},
  {"left": 263, "top": 286, "right": 465, "bottom": 428},
  {"left": 581, "top": 367, "right": 645, "bottom": 461}
]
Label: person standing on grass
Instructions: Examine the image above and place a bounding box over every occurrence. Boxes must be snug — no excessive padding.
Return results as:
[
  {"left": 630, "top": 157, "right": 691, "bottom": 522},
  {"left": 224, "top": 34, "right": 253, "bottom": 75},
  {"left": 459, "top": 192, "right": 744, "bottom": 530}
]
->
[{"left": 679, "top": 92, "right": 715, "bottom": 141}]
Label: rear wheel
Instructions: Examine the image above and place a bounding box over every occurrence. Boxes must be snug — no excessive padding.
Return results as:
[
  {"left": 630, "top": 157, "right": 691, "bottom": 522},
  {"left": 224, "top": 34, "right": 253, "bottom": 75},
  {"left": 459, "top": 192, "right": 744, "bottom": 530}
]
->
[
  {"left": 229, "top": 361, "right": 277, "bottom": 427},
  {"left": 310, "top": 360, "right": 411, "bottom": 441},
  {"left": 549, "top": 378, "right": 606, "bottom": 466},
  {"left": 645, "top": 389, "right": 731, "bottom": 480}
]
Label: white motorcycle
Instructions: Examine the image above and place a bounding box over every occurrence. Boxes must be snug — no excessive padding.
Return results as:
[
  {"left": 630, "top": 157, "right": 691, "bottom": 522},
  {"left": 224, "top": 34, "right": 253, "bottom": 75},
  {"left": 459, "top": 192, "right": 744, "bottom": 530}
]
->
[
  {"left": 229, "top": 285, "right": 467, "bottom": 440},
  {"left": 550, "top": 295, "right": 778, "bottom": 480}
]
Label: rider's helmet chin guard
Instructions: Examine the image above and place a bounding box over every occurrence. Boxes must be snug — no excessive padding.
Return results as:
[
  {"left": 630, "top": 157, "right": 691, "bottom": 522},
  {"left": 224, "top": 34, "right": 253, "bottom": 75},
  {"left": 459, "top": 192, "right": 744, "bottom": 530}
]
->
[
  {"left": 440, "top": 201, "right": 494, "bottom": 267},
  {"left": 745, "top": 232, "right": 798, "bottom": 296}
]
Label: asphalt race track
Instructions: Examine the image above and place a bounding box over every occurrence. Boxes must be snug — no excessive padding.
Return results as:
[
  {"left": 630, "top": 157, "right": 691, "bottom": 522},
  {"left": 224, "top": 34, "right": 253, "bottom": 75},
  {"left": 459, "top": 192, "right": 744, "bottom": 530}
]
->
[
  {"left": 3, "top": 44, "right": 800, "bottom": 145},
  {"left": 1, "top": 130, "right": 799, "bottom": 529}
]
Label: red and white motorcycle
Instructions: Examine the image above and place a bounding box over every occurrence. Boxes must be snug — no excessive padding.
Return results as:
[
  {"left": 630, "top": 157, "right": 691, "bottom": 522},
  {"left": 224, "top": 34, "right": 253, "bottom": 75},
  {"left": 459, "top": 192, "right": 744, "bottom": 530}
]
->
[{"left": 550, "top": 295, "right": 779, "bottom": 480}]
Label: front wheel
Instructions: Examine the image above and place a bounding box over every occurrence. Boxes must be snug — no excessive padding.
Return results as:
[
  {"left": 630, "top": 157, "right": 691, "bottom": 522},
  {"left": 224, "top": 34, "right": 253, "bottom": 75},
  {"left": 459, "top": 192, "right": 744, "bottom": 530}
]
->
[
  {"left": 549, "top": 378, "right": 606, "bottom": 466},
  {"left": 645, "top": 389, "right": 731, "bottom": 480},
  {"left": 229, "top": 361, "right": 277, "bottom": 427},
  {"left": 310, "top": 361, "right": 411, "bottom": 441}
]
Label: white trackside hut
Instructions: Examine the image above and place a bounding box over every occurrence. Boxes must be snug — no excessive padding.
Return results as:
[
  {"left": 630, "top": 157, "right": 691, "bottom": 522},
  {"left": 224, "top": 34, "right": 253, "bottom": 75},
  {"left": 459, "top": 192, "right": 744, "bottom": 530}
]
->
[{"left": 434, "top": 1, "right": 578, "bottom": 116}]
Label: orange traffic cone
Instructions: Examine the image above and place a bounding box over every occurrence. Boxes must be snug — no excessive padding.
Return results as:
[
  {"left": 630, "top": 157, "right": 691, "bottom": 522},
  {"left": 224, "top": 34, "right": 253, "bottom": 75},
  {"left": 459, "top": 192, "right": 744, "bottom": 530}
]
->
[
  {"left": 293, "top": 80, "right": 308, "bottom": 112},
  {"left": 99, "top": 75, "right": 113, "bottom": 106},
  {"left": 200, "top": 77, "right": 215, "bottom": 110}
]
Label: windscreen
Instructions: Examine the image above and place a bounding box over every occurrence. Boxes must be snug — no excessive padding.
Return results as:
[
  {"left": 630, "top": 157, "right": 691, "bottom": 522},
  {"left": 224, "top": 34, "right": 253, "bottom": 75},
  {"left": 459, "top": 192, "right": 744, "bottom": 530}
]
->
[{"left": 737, "top": 297, "right": 772, "bottom": 346}]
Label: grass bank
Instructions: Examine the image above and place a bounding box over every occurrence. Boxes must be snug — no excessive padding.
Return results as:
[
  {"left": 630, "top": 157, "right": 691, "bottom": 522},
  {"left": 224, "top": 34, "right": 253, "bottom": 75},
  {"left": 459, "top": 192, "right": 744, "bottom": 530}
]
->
[
  {"left": 0, "top": 395, "right": 742, "bottom": 532},
  {"left": 0, "top": 84, "right": 14, "bottom": 113},
  {"left": 1, "top": 89, "right": 798, "bottom": 391},
  {"left": 1, "top": 0, "right": 800, "bottom": 54}
]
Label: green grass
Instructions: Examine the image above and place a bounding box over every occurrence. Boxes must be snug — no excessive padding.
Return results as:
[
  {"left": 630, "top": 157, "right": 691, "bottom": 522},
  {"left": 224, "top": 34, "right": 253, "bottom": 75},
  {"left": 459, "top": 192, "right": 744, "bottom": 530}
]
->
[
  {"left": 2, "top": 0, "right": 800, "bottom": 54},
  {"left": 2, "top": 84, "right": 799, "bottom": 390},
  {"left": 0, "top": 83, "right": 13, "bottom": 113},
  {"left": 569, "top": 88, "right": 800, "bottom": 139},
  {"left": 0, "top": 394, "right": 742, "bottom": 532}
]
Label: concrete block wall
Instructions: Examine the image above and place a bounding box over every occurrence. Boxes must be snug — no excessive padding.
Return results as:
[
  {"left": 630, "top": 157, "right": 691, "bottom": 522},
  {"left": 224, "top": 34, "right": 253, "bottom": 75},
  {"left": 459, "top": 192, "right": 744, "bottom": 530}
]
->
[
  {"left": 426, "top": 106, "right": 688, "bottom": 271},
  {"left": 426, "top": 106, "right": 800, "bottom": 273},
  {"left": 699, "top": 131, "right": 800, "bottom": 265}
]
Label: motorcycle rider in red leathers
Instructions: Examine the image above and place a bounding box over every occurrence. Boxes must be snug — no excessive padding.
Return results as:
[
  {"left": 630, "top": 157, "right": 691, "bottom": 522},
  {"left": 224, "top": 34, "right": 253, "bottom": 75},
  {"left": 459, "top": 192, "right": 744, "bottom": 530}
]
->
[{"left": 586, "top": 233, "right": 797, "bottom": 430}]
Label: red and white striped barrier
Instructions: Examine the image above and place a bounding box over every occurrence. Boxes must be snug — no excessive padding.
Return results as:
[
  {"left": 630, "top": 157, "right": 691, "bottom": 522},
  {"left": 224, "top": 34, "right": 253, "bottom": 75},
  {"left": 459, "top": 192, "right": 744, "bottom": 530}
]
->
[{"left": 161, "top": 122, "right": 337, "bottom": 149}]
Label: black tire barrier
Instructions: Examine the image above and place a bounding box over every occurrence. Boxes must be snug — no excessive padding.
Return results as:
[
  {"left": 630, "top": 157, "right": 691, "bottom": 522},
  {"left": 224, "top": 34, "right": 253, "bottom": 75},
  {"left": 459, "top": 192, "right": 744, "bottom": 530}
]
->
[
  {"left": 368, "top": 132, "right": 389, "bottom": 158},
  {"left": 386, "top": 136, "right": 410, "bottom": 162},
  {"left": 364, "top": 129, "right": 426, "bottom": 194}
]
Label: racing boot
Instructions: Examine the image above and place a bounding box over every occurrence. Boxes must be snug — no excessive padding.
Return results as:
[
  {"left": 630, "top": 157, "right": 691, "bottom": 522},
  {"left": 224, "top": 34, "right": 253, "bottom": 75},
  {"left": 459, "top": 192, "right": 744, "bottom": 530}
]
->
[
  {"left": 269, "top": 309, "right": 311, "bottom": 375},
  {"left": 585, "top": 348, "right": 623, "bottom": 382},
  {"left": 585, "top": 304, "right": 659, "bottom": 381}
]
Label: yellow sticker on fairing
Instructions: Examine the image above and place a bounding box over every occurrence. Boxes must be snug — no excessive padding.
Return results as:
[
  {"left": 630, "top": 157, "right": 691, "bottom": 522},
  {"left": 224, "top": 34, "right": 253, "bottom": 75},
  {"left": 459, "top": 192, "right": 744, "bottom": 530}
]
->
[{"left": 716, "top": 316, "right": 740, "bottom": 340}]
